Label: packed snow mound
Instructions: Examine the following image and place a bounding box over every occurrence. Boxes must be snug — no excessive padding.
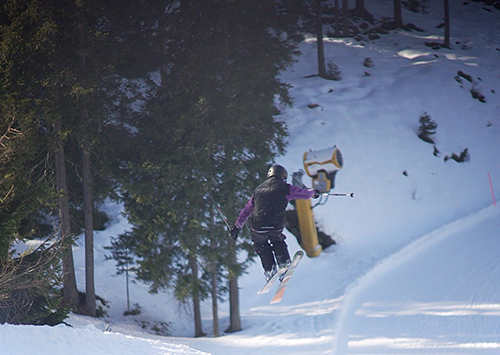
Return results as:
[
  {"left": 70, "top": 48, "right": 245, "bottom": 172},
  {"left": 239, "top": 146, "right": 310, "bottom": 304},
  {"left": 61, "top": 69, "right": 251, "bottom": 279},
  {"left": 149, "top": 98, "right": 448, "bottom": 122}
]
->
[{"left": 0, "top": 323, "right": 208, "bottom": 355}]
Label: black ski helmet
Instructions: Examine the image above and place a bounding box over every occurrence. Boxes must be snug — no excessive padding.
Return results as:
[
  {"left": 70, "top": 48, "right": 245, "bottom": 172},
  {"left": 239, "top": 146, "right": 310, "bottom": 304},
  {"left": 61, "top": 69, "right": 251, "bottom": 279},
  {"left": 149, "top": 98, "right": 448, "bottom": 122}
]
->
[{"left": 267, "top": 164, "right": 288, "bottom": 180}]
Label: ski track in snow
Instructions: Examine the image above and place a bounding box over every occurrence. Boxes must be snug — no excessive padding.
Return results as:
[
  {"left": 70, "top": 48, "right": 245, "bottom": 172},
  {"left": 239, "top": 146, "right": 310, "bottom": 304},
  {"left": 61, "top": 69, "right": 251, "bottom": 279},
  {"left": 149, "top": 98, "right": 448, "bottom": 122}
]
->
[{"left": 331, "top": 204, "right": 500, "bottom": 354}]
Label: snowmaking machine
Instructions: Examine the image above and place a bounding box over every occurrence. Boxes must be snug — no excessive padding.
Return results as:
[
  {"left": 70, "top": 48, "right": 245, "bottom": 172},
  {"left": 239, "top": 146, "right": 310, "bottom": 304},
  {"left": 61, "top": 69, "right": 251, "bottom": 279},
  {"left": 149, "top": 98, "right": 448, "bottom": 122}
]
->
[{"left": 286, "top": 146, "right": 344, "bottom": 258}]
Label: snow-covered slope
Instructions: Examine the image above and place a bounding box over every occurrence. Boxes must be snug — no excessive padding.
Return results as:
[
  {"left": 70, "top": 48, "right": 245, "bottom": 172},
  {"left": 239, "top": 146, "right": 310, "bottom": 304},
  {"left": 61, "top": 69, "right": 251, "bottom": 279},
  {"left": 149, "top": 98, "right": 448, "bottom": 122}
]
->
[
  {"left": 2, "top": 1, "right": 499, "bottom": 354},
  {"left": 333, "top": 205, "right": 500, "bottom": 354},
  {"left": 0, "top": 323, "right": 209, "bottom": 355}
]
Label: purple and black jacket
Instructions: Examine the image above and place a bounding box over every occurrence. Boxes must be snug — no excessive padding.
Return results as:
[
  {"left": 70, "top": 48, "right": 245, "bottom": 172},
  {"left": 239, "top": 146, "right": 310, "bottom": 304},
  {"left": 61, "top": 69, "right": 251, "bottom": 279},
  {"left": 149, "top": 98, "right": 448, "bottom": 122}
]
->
[{"left": 235, "top": 178, "right": 316, "bottom": 233}]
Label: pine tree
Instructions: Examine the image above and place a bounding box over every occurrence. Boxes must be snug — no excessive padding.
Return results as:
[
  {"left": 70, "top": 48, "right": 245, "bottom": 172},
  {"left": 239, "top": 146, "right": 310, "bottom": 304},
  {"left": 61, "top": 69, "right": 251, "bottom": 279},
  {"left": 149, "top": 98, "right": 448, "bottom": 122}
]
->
[
  {"left": 51, "top": 0, "right": 131, "bottom": 315},
  {"left": 0, "top": 0, "right": 77, "bottom": 318},
  {"left": 110, "top": 0, "right": 300, "bottom": 336},
  {"left": 0, "top": 115, "right": 52, "bottom": 260},
  {"left": 418, "top": 111, "right": 438, "bottom": 144},
  {"left": 1, "top": 0, "right": 130, "bottom": 314}
]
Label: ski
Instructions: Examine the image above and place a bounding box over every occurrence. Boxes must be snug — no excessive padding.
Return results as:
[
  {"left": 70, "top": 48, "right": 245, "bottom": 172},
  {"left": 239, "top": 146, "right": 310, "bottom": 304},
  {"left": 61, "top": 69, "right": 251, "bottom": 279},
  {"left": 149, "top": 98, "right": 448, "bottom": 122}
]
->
[
  {"left": 270, "top": 250, "right": 304, "bottom": 304},
  {"left": 257, "top": 267, "right": 287, "bottom": 295}
]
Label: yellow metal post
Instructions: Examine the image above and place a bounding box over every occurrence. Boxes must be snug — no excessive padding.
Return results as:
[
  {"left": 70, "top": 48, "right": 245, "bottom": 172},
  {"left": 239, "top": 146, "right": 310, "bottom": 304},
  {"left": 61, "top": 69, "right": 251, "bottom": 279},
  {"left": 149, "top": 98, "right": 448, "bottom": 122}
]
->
[{"left": 295, "top": 199, "right": 322, "bottom": 258}]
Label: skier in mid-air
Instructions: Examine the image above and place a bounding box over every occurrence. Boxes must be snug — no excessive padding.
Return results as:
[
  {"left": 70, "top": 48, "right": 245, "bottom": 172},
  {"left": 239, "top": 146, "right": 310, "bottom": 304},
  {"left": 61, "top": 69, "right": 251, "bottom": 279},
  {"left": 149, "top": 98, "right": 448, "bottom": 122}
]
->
[{"left": 229, "top": 164, "right": 319, "bottom": 281}]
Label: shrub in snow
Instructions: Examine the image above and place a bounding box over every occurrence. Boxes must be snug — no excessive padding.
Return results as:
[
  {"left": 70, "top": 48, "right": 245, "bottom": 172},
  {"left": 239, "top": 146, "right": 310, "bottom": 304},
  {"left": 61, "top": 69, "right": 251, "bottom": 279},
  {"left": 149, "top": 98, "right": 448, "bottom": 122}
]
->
[
  {"left": 326, "top": 61, "right": 342, "bottom": 81},
  {"left": 417, "top": 111, "right": 438, "bottom": 144},
  {"left": 0, "top": 241, "right": 69, "bottom": 326},
  {"left": 124, "top": 303, "right": 142, "bottom": 316},
  {"left": 444, "top": 148, "right": 470, "bottom": 163},
  {"left": 457, "top": 70, "right": 473, "bottom": 83},
  {"left": 363, "top": 57, "right": 374, "bottom": 68},
  {"left": 470, "top": 86, "right": 486, "bottom": 103}
]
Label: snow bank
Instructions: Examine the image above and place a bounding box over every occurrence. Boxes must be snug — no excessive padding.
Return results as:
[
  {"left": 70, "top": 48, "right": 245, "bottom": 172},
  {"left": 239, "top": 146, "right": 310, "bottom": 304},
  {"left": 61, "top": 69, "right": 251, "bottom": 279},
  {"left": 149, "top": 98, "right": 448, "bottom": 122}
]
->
[{"left": 0, "top": 323, "right": 208, "bottom": 355}]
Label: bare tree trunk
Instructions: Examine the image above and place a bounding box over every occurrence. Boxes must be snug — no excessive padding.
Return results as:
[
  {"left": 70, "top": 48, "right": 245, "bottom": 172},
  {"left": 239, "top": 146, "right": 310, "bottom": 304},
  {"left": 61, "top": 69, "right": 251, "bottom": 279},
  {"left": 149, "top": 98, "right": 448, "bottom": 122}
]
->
[
  {"left": 77, "top": 8, "right": 96, "bottom": 317},
  {"left": 210, "top": 232, "right": 220, "bottom": 337},
  {"left": 125, "top": 260, "right": 130, "bottom": 312},
  {"left": 342, "top": 0, "right": 349, "bottom": 37},
  {"left": 316, "top": 0, "right": 326, "bottom": 78},
  {"left": 354, "top": 0, "right": 365, "bottom": 17},
  {"left": 226, "top": 241, "right": 242, "bottom": 333},
  {"left": 82, "top": 133, "right": 96, "bottom": 316},
  {"left": 190, "top": 253, "right": 204, "bottom": 337},
  {"left": 54, "top": 120, "right": 79, "bottom": 308},
  {"left": 211, "top": 262, "right": 220, "bottom": 337},
  {"left": 393, "top": 0, "right": 403, "bottom": 28},
  {"left": 443, "top": 0, "right": 450, "bottom": 48},
  {"left": 334, "top": 0, "right": 340, "bottom": 36}
]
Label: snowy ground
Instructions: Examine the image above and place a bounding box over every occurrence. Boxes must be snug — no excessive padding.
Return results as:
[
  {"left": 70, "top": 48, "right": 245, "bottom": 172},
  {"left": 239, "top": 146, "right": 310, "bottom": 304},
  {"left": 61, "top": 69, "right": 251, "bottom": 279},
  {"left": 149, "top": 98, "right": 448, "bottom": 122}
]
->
[
  {"left": 333, "top": 205, "right": 500, "bottom": 354},
  {"left": 2, "top": 1, "right": 500, "bottom": 354}
]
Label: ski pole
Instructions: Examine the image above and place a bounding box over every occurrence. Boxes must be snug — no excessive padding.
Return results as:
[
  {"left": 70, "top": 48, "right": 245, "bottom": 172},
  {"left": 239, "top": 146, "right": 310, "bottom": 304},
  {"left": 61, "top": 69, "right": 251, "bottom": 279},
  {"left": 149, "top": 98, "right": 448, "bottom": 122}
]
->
[
  {"left": 322, "top": 192, "right": 355, "bottom": 198},
  {"left": 203, "top": 185, "right": 231, "bottom": 229}
]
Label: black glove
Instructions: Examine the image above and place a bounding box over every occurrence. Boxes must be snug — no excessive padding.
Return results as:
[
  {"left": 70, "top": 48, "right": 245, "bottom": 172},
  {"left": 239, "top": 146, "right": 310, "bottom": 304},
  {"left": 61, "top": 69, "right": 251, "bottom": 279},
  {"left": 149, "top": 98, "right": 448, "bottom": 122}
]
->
[
  {"left": 313, "top": 189, "right": 321, "bottom": 199},
  {"left": 229, "top": 225, "right": 240, "bottom": 240}
]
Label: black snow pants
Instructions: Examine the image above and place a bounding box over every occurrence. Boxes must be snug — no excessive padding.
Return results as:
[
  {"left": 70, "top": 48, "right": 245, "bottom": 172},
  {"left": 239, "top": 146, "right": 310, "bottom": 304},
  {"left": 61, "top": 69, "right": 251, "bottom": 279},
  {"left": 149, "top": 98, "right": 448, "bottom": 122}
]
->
[{"left": 250, "top": 229, "right": 291, "bottom": 273}]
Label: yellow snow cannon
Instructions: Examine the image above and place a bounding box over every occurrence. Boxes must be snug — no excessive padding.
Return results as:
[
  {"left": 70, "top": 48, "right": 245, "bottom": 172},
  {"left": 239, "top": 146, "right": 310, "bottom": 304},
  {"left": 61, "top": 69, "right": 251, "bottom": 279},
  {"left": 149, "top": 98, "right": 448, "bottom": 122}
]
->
[
  {"left": 303, "top": 146, "right": 343, "bottom": 193},
  {"left": 293, "top": 146, "right": 344, "bottom": 258}
]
